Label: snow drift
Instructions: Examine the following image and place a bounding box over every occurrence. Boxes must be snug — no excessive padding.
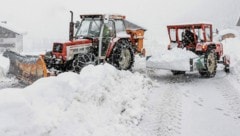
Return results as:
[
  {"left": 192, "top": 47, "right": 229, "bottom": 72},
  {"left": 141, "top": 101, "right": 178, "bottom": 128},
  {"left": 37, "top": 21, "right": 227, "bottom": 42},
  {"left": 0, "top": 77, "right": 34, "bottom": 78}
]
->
[
  {"left": 221, "top": 34, "right": 240, "bottom": 76},
  {"left": 146, "top": 47, "right": 198, "bottom": 71},
  {"left": 0, "top": 64, "right": 151, "bottom": 136}
]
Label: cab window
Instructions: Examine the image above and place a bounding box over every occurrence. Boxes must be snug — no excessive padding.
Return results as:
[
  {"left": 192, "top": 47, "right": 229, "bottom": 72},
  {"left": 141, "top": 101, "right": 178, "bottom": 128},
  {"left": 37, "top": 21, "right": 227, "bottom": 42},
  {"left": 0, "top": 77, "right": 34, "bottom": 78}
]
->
[{"left": 115, "top": 20, "right": 126, "bottom": 33}]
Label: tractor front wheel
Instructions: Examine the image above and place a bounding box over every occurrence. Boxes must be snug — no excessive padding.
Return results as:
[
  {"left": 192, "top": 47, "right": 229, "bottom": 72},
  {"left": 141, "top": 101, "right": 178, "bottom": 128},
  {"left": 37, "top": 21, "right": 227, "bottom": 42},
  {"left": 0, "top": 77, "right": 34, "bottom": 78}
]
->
[
  {"left": 109, "top": 39, "right": 134, "bottom": 70},
  {"left": 72, "top": 53, "right": 96, "bottom": 73},
  {"left": 199, "top": 49, "right": 217, "bottom": 78}
]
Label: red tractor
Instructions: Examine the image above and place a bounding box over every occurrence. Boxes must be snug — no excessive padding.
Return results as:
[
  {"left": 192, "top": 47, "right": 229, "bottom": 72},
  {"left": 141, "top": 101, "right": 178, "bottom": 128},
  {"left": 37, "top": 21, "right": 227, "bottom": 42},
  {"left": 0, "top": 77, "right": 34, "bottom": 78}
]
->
[
  {"left": 44, "top": 11, "right": 146, "bottom": 74},
  {"left": 3, "top": 12, "right": 146, "bottom": 84},
  {"left": 167, "top": 23, "right": 230, "bottom": 77}
]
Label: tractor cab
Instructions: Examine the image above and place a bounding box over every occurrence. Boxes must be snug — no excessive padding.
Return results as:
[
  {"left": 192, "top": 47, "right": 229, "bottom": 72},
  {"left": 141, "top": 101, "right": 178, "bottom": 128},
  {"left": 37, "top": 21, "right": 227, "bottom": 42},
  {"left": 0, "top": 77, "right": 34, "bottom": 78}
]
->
[
  {"left": 72, "top": 14, "right": 128, "bottom": 56},
  {"left": 74, "top": 14, "right": 127, "bottom": 40},
  {"left": 167, "top": 24, "right": 213, "bottom": 52}
]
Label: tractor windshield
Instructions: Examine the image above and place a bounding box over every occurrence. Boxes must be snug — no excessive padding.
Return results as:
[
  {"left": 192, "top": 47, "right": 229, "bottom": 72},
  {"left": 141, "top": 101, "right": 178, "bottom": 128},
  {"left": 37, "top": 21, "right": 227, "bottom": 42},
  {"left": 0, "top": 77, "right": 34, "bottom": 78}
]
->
[
  {"left": 178, "top": 28, "right": 204, "bottom": 42},
  {"left": 75, "top": 18, "right": 102, "bottom": 38},
  {"left": 169, "top": 28, "right": 204, "bottom": 43}
]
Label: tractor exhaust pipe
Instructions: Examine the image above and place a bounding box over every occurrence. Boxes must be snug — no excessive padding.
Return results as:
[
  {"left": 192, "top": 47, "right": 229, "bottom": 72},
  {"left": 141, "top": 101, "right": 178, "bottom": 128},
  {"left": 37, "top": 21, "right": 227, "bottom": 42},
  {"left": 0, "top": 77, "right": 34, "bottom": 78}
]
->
[{"left": 69, "top": 11, "right": 74, "bottom": 41}]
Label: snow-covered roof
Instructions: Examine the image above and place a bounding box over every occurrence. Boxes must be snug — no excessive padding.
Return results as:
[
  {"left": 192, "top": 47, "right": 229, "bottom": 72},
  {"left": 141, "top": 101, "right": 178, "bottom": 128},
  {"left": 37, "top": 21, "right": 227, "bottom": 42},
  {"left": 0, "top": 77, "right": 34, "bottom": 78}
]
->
[
  {"left": 124, "top": 20, "right": 146, "bottom": 31},
  {"left": 219, "top": 29, "right": 239, "bottom": 37},
  {"left": 0, "top": 22, "right": 25, "bottom": 35}
]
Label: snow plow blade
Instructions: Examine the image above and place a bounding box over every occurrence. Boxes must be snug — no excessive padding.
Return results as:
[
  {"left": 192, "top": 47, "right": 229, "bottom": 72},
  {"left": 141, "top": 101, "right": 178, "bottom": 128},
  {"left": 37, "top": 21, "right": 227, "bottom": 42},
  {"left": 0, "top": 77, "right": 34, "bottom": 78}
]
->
[{"left": 3, "top": 50, "right": 48, "bottom": 85}]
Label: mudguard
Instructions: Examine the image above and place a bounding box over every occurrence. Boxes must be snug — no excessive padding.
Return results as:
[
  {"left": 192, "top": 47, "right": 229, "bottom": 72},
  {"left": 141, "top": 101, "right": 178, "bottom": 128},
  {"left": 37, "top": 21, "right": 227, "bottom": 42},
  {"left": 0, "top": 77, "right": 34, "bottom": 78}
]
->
[
  {"left": 106, "top": 37, "right": 120, "bottom": 58},
  {"left": 3, "top": 50, "right": 48, "bottom": 85}
]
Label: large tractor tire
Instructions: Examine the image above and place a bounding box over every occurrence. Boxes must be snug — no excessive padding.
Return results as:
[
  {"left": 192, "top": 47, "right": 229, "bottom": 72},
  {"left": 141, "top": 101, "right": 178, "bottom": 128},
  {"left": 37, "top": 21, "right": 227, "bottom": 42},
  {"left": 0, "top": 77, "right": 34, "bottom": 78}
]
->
[
  {"left": 72, "top": 53, "right": 96, "bottom": 73},
  {"left": 199, "top": 49, "right": 217, "bottom": 78},
  {"left": 109, "top": 39, "right": 134, "bottom": 70}
]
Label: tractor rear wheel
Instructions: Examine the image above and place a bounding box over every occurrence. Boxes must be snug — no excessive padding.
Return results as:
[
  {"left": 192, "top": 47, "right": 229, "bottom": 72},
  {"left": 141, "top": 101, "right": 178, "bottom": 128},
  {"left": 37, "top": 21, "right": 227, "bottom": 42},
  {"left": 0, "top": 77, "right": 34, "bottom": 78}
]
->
[
  {"left": 72, "top": 53, "right": 96, "bottom": 73},
  {"left": 109, "top": 39, "right": 134, "bottom": 70},
  {"left": 199, "top": 49, "right": 217, "bottom": 78}
]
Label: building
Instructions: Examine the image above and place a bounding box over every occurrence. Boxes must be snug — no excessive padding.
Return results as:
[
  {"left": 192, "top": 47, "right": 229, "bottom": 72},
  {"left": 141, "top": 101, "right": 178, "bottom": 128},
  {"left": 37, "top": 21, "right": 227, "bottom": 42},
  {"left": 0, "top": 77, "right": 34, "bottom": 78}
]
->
[{"left": 0, "top": 23, "right": 23, "bottom": 53}]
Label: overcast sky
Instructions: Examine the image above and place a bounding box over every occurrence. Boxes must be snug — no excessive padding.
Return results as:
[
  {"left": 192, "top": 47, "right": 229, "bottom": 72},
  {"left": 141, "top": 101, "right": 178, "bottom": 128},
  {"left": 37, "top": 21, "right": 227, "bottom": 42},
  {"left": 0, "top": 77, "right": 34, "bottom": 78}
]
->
[{"left": 0, "top": 0, "right": 239, "bottom": 50}]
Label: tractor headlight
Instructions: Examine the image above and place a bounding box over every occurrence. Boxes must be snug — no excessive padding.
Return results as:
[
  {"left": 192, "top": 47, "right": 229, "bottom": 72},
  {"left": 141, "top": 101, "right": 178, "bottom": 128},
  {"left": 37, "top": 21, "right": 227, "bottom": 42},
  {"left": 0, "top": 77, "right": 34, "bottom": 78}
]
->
[{"left": 202, "top": 45, "right": 207, "bottom": 51}]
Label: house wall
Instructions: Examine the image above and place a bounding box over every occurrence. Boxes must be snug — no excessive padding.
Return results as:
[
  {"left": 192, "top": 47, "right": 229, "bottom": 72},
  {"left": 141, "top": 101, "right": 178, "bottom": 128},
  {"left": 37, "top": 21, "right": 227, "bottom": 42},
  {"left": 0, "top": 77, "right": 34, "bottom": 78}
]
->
[{"left": 0, "top": 26, "right": 23, "bottom": 53}]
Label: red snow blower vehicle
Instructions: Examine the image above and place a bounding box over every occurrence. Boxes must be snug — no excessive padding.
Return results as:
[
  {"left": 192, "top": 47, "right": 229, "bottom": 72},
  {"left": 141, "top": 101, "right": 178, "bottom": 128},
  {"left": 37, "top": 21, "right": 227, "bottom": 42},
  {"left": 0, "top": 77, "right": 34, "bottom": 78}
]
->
[{"left": 147, "top": 23, "right": 230, "bottom": 78}]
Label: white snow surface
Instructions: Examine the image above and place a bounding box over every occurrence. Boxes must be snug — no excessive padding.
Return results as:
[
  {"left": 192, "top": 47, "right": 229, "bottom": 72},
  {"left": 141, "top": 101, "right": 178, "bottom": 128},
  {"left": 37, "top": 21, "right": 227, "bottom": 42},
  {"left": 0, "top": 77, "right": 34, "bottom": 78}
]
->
[
  {"left": 0, "top": 22, "right": 26, "bottom": 35},
  {"left": 218, "top": 29, "right": 240, "bottom": 37},
  {"left": 0, "top": 64, "right": 151, "bottom": 136},
  {"left": 222, "top": 37, "right": 240, "bottom": 67},
  {"left": 139, "top": 33, "right": 240, "bottom": 136},
  {"left": 146, "top": 47, "right": 198, "bottom": 71}
]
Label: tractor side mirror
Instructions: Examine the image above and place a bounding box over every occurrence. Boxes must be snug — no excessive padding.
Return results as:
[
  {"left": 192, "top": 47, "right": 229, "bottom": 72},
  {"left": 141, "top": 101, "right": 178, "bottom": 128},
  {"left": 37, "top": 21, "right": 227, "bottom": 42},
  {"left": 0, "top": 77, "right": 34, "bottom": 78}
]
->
[
  {"left": 104, "top": 15, "right": 109, "bottom": 24},
  {"left": 75, "top": 21, "right": 80, "bottom": 28}
]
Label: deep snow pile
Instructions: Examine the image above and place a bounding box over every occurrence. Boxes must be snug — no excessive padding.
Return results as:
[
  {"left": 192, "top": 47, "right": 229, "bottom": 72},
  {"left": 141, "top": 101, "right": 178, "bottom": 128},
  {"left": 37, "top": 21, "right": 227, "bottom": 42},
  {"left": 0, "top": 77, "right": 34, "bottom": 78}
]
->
[
  {"left": 146, "top": 47, "right": 198, "bottom": 71},
  {"left": 0, "top": 54, "right": 10, "bottom": 80},
  {"left": 218, "top": 29, "right": 240, "bottom": 40},
  {"left": 221, "top": 34, "right": 240, "bottom": 76},
  {"left": 222, "top": 37, "right": 240, "bottom": 67},
  {"left": 217, "top": 28, "right": 240, "bottom": 69},
  {"left": 0, "top": 64, "right": 151, "bottom": 136}
]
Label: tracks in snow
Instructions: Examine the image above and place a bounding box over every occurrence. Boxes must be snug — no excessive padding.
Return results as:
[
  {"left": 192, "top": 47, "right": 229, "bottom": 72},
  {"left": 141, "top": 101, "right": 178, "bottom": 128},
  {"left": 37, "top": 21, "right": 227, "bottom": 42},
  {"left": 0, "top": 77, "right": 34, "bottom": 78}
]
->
[
  {"left": 140, "top": 69, "right": 240, "bottom": 136},
  {"left": 140, "top": 85, "right": 183, "bottom": 136},
  {"left": 217, "top": 77, "right": 240, "bottom": 120}
]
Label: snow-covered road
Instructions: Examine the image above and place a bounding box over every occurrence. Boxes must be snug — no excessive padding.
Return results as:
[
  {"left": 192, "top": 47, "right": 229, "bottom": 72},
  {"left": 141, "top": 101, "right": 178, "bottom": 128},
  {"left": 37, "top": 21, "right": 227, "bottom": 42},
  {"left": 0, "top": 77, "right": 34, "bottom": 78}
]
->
[
  {"left": 140, "top": 69, "right": 240, "bottom": 136},
  {"left": 1, "top": 33, "right": 240, "bottom": 136}
]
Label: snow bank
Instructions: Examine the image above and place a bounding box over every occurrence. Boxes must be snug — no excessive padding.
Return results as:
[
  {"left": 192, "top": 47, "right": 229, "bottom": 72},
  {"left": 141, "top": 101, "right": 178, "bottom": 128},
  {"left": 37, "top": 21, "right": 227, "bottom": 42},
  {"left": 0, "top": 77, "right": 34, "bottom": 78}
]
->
[
  {"left": 221, "top": 35, "right": 240, "bottom": 93},
  {"left": 222, "top": 37, "right": 240, "bottom": 67},
  {"left": 0, "top": 54, "right": 10, "bottom": 79},
  {"left": 221, "top": 36, "right": 240, "bottom": 81},
  {"left": 146, "top": 47, "right": 198, "bottom": 71},
  {"left": 0, "top": 64, "right": 151, "bottom": 136},
  {"left": 215, "top": 29, "right": 240, "bottom": 41},
  {"left": 133, "top": 55, "right": 147, "bottom": 71},
  {"left": 218, "top": 29, "right": 239, "bottom": 37}
]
